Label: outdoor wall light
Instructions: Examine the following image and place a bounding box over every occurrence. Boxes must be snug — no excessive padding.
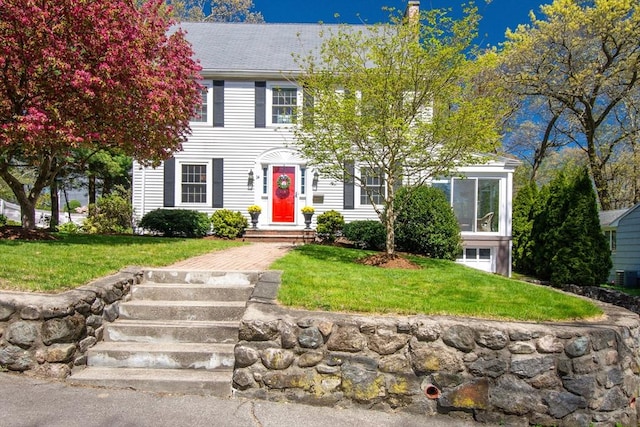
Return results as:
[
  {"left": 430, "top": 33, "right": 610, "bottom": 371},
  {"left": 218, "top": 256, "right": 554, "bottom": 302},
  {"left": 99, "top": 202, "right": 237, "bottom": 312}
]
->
[
  {"left": 312, "top": 171, "right": 319, "bottom": 191},
  {"left": 248, "top": 170, "right": 254, "bottom": 190}
]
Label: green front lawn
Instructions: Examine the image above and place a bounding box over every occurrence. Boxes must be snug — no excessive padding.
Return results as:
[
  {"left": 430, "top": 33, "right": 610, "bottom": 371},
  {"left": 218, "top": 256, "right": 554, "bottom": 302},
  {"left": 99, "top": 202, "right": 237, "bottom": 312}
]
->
[
  {"left": 271, "top": 245, "right": 603, "bottom": 322},
  {"left": 0, "top": 234, "right": 243, "bottom": 293}
]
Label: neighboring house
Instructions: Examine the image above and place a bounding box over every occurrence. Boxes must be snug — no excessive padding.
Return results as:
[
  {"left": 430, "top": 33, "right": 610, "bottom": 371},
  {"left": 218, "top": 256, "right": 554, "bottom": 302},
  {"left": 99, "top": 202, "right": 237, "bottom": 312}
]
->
[
  {"left": 599, "top": 204, "right": 640, "bottom": 286},
  {"left": 132, "top": 11, "right": 518, "bottom": 276}
]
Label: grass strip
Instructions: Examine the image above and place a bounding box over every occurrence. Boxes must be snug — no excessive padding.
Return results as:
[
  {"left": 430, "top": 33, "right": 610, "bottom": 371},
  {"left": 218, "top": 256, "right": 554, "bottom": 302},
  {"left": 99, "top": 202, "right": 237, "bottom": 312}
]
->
[{"left": 271, "top": 244, "right": 603, "bottom": 322}]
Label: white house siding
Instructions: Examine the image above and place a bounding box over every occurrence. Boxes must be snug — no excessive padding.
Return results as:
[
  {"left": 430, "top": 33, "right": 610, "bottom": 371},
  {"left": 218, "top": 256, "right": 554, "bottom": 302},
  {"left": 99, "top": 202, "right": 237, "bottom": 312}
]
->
[
  {"left": 133, "top": 75, "right": 518, "bottom": 276},
  {"left": 610, "top": 204, "right": 640, "bottom": 285}
]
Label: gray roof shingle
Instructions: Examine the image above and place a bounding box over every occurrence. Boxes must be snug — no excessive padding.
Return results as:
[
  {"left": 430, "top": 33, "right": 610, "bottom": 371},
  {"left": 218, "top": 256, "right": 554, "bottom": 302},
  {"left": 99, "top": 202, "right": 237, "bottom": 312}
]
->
[{"left": 176, "top": 22, "right": 350, "bottom": 75}]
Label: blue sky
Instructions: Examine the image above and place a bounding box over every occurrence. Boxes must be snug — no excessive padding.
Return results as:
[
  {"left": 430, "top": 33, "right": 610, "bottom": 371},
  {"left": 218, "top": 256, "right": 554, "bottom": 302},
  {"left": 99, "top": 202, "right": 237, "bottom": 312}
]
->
[{"left": 252, "top": 0, "right": 550, "bottom": 47}]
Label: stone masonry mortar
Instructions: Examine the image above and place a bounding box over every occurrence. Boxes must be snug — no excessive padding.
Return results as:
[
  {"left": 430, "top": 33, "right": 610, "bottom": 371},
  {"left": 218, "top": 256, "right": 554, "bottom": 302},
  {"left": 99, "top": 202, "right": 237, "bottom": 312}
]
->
[{"left": 234, "top": 271, "right": 640, "bottom": 426}]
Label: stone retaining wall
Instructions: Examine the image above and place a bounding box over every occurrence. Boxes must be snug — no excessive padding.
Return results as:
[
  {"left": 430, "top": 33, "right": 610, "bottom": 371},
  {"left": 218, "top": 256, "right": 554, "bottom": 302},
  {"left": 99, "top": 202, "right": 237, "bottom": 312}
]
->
[
  {"left": 234, "top": 273, "right": 640, "bottom": 426},
  {"left": 0, "top": 268, "right": 141, "bottom": 378}
]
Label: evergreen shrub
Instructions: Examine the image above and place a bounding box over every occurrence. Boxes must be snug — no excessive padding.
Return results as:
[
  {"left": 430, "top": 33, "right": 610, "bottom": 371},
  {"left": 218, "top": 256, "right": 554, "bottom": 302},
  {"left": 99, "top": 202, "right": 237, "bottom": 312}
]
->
[
  {"left": 316, "top": 210, "right": 345, "bottom": 242},
  {"left": 394, "top": 185, "right": 461, "bottom": 260},
  {"left": 139, "top": 209, "right": 210, "bottom": 237},
  {"left": 210, "top": 209, "right": 247, "bottom": 239},
  {"left": 343, "top": 220, "right": 386, "bottom": 250}
]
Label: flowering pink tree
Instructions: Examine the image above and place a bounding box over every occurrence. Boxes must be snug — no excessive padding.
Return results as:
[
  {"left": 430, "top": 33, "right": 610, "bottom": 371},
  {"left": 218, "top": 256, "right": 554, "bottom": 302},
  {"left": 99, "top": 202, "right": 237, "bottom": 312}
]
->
[{"left": 0, "top": 0, "right": 201, "bottom": 228}]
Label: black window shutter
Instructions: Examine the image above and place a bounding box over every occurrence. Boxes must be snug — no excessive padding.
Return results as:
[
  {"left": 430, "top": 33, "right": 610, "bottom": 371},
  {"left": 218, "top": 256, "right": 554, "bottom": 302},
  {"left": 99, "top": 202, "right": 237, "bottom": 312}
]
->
[
  {"left": 255, "top": 81, "right": 266, "bottom": 128},
  {"left": 212, "top": 158, "right": 223, "bottom": 208},
  {"left": 163, "top": 157, "right": 175, "bottom": 207},
  {"left": 213, "top": 80, "right": 224, "bottom": 127},
  {"left": 343, "top": 162, "right": 355, "bottom": 210}
]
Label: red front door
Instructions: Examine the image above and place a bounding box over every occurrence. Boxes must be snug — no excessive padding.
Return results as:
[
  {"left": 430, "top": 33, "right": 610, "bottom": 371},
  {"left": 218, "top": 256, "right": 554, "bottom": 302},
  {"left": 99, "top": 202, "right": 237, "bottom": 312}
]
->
[{"left": 272, "top": 166, "right": 295, "bottom": 223}]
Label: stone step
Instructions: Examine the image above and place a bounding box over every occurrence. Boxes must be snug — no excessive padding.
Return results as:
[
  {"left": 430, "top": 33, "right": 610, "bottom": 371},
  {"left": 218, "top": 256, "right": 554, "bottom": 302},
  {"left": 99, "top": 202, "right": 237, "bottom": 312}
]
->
[
  {"left": 69, "top": 367, "right": 232, "bottom": 397},
  {"left": 144, "top": 270, "right": 258, "bottom": 285},
  {"left": 119, "top": 300, "right": 247, "bottom": 322},
  {"left": 87, "top": 342, "right": 235, "bottom": 370},
  {"left": 132, "top": 283, "right": 253, "bottom": 302},
  {"left": 104, "top": 319, "right": 240, "bottom": 344}
]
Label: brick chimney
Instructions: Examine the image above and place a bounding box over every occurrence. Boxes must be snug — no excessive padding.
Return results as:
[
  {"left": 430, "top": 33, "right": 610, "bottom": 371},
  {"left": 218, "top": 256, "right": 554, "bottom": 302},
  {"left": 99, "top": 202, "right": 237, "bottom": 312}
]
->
[{"left": 404, "top": 1, "right": 420, "bottom": 25}]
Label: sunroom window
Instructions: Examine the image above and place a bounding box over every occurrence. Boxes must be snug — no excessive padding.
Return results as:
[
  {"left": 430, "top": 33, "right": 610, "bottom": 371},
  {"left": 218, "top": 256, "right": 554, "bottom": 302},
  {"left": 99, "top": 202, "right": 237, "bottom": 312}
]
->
[{"left": 434, "top": 178, "right": 500, "bottom": 232}]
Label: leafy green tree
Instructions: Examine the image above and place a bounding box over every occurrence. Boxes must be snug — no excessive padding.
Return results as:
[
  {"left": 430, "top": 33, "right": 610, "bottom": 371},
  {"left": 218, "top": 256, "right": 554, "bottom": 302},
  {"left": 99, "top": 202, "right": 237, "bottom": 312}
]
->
[
  {"left": 294, "top": 5, "right": 505, "bottom": 256},
  {"left": 167, "top": 0, "right": 263, "bottom": 22},
  {"left": 394, "top": 186, "right": 461, "bottom": 260},
  {"left": 498, "top": 0, "right": 640, "bottom": 210},
  {"left": 531, "top": 167, "right": 611, "bottom": 286}
]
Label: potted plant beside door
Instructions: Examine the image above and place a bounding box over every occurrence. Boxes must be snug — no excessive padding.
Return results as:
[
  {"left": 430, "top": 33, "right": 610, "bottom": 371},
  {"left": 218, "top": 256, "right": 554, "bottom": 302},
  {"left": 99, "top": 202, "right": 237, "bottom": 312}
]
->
[
  {"left": 248, "top": 205, "right": 261, "bottom": 229},
  {"left": 301, "top": 206, "right": 315, "bottom": 230}
]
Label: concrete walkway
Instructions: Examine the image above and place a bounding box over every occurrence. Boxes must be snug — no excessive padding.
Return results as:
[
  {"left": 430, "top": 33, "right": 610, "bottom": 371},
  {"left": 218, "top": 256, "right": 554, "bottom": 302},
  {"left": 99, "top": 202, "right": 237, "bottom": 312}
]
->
[{"left": 168, "top": 242, "right": 295, "bottom": 271}]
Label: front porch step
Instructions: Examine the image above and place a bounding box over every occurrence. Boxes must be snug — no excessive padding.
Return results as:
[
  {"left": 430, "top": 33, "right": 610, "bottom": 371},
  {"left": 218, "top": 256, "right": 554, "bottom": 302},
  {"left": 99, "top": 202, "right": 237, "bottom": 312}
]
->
[
  {"left": 87, "top": 342, "right": 235, "bottom": 370},
  {"left": 104, "top": 319, "right": 240, "bottom": 344},
  {"left": 119, "top": 300, "right": 247, "bottom": 322},
  {"left": 132, "top": 283, "right": 253, "bottom": 302},
  {"left": 68, "top": 367, "right": 233, "bottom": 397},
  {"left": 243, "top": 229, "right": 315, "bottom": 243}
]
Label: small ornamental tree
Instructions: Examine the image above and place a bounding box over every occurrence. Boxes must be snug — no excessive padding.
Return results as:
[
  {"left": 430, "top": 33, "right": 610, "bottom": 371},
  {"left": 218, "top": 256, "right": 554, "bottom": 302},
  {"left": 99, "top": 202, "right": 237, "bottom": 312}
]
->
[
  {"left": 294, "top": 5, "right": 505, "bottom": 256},
  {"left": 0, "top": 0, "right": 202, "bottom": 228},
  {"left": 511, "top": 180, "right": 539, "bottom": 276}
]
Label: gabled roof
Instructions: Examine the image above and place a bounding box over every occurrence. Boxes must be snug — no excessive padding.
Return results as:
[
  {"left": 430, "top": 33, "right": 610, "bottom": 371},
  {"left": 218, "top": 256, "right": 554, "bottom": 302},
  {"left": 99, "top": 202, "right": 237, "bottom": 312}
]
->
[
  {"left": 599, "top": 207, "right": 632, "bottom": 227},
  {"left": 176, "top": 22, "right": 346, "bottom": 76}
]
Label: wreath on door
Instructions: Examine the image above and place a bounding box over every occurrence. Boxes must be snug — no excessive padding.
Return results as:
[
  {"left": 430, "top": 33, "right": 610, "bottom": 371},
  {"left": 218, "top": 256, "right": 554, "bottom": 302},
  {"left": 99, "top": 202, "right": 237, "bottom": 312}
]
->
[{"left": 276, "top": 174, "right": 291, "bottom": 190}]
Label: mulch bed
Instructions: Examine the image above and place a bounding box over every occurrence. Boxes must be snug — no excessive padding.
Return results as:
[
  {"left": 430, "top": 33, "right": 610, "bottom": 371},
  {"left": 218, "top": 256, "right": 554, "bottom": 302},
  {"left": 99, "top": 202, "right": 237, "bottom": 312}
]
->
[
  {"left": 356, "top": 253, "right": 421, "bottom": 269},
  {"left": 0, "top": 226, "right": 58, "bottom": 241}
]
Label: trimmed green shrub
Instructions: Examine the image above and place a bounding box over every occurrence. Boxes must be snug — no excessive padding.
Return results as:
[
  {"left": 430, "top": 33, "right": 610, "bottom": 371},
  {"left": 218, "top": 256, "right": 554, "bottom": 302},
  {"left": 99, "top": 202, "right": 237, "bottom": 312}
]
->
[
  {"left": 343, "top": 220, "right": 386, "bottom": 250},
  {"left": 316, "top": 210, "right": 345, "bottom": 242},
  {"left": 394, "top": 185, "right": 461, "bottom": 260},
  {"left": 210, "top": 209, "right": 247, "bottom": 239},
  {"left": 64, "top": 199, "right": 82, "bottom": 213},
  {"left": 139, "top": 209, "right": 210, "bottom": 238},
  {"left": 82, "top": 186, "right": 133, "bottom": 234},
  {"left": 0, "top": 214, "right": 6, "bottom": 227}
]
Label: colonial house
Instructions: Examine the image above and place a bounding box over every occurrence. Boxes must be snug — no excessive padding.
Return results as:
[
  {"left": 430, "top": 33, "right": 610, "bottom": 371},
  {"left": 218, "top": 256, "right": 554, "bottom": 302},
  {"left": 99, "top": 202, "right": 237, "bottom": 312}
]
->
[
  {"left": 132, "top": 10, "right": 519, "bottom": 276},
  {"left": 599, "top": 204, "right": 640, "bottom": 287}
]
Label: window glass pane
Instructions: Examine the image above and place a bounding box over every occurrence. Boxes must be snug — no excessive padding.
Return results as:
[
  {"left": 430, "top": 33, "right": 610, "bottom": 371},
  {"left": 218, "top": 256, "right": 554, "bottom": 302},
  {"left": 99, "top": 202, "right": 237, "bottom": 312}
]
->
[
  {"left": 300, "top": 168, "right": 306, "bottom": 195},
  {"left": 453, "top": 179, "right": 476, "bottom": 232},
  {"left": 611, "top": 230, "right": 617, "bottom": 251},
  {"left": 477, "top": 179, "right": 499, "bottom": 232},
  {"left": 262, "top": 167, "right": 268, "bottom": 194},
  {"left": 191, "top": 87, "right": 208, "bottom": 122},
  {"left": 272, "top": 88, "right": 297, "bottom": 124},
  {"left": 465, "top": 248, "right": 477, "bottom": 259},
  {"left": 181, "top": 164, "right": 207, "bottom": 203},
  {"left": 479, "top": 248, "right": 491, "bottom": 260},
  {"left": 360, "top": 167, "right": 385, "bottom": 205},
  {"left": 432, "top": 181, "right": 451, "bottom": 202}
]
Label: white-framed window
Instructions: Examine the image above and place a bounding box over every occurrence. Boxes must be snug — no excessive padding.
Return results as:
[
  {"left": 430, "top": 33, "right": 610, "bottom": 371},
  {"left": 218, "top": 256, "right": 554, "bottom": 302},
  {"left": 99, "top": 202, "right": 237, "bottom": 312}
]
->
[
  {"left": 433, "top": 177, "right": 501, "bottom": 233},
  {"left": 360, "top": 167, "right": 385, "bottom": 205},
  {"left": 190, "top": 81, "right": 213, "bottom": 125},
  {"left": 181, "top": 163, "right": 208, "bottom": 204},
  {"left": 605, "top": 230, "right": 617, "bottom": 252},
  {"left": 268, "top": 83, "right": 300, "bottom": 125}
]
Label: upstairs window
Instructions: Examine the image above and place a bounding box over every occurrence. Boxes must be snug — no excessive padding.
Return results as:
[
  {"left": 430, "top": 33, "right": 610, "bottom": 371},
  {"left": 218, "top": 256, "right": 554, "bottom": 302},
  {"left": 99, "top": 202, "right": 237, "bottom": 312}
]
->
[
  {"left": 272, "top": 87, "right": 298, "bottom": 124},
  {"left": 191, "top": 81, "right": 213, "bottom": 125}
]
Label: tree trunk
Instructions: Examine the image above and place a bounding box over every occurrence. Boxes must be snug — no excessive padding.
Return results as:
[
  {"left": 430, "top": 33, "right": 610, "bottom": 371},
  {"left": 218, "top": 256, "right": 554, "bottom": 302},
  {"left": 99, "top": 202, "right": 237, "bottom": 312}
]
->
[
  {"left": 50, "top": 180, "right": 59, "bottom": 230},
  {"left": 88, "top": 174, "right": 96, "bottom": 205}
]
